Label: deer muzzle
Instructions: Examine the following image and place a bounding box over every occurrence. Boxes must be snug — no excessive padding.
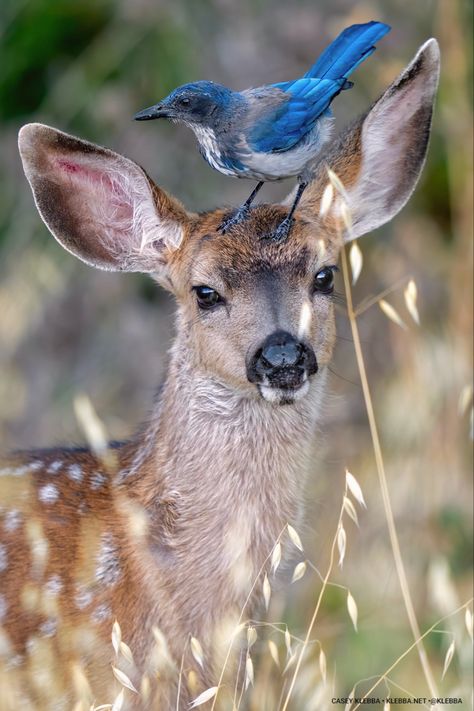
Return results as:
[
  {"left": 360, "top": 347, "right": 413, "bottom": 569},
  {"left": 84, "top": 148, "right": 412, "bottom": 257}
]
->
[{"left": 247, "top": 330, "right": 318, "bottom": 403}]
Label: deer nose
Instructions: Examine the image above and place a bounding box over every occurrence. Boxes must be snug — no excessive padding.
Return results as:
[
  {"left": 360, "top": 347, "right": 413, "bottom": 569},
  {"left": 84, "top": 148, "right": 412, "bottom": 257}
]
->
[{"left": 247, "top": 331, "right": 318, "bottom": 387}]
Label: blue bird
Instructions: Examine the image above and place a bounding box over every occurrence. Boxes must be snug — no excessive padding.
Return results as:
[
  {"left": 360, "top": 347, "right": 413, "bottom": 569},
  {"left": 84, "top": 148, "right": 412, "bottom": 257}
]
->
[{"left": 135, "top": 21, "right": 390, "bottom": 240}]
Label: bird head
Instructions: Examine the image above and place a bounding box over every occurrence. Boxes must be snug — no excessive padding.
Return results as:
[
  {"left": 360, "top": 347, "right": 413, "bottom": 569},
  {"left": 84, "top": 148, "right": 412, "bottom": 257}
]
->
[{"left": 134, "top": 81, "right": 235, "bottom": 128}]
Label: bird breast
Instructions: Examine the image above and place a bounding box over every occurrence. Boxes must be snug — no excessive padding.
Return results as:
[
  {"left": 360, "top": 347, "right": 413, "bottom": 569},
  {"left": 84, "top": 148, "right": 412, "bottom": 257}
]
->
[
  {"left": 238, "top": 115, "right": 335, "bottom": 181},
  {"left": 190, "top": 115, "right": 334, "bottom": 181},
  {"left": 191, "top": 124, "right": 237, "bottom": 177}
]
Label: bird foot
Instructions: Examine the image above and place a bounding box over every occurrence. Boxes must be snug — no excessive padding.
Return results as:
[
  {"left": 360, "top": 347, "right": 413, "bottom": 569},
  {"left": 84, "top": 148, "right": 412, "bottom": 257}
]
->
[
  {"left": 269, "top": 217, "right": 294, "bottom": 242},
  {"left": 218, "top": 205, "right": 250, "bottom": 234}
]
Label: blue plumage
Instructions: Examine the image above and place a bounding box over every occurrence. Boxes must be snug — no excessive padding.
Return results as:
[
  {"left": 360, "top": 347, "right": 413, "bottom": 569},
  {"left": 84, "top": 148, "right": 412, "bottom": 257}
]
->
[
  {"left": 134, "top": 21, "right": 390, "bottom": 235},
  {"left": 305, "top": 21, "right": 390, "bottom": 79},
  {"left": 248, "top": 21, "right": 390, "bottom": 155},
  {"left": 248, "top": 78, "right": 346, "bottom": 153}
]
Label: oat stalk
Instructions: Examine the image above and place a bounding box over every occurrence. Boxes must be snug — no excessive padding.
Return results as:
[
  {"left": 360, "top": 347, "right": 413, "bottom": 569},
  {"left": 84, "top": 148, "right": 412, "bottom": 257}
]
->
[
  {"left": 175, "top": 636, "right": 189, "bottom": 711},
  {"left": 281, "top": 490, "right": 347, "bottom": 711},
  {"left": 340, "top": 243, "right": 439, "bottom": 701},
  {"left": 354, "top": 274, "right": 411, "bottom": 318},
  {"left": 210, "top": 524, "right": 288, "bottom": 710},
  {"left": 351, "top": 600, "right": 472, "bottom": 710}
]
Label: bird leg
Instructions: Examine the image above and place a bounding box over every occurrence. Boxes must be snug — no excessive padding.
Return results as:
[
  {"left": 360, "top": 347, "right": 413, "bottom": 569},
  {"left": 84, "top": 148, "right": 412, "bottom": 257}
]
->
[
  {"left": 271, "top": 181, "right": 308, "bottom": 242},
  {"left": 218, "top": 181, "right": 264, "bottom": 233}
]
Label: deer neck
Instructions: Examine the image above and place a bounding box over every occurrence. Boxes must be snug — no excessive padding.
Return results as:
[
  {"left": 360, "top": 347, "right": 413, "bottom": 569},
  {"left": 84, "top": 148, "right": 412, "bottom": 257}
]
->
[
  {"left": 128, "top": 335, "right": 327, "bottom": 549},
  {"left": 118, "top": 339, "right": 327, "bottom": 649}
]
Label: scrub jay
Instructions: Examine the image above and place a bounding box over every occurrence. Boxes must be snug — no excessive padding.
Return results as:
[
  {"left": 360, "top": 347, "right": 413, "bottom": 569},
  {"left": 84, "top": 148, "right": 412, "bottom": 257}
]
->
[{"left": 135, "top": 21, "right": 390, "bottom": 240}]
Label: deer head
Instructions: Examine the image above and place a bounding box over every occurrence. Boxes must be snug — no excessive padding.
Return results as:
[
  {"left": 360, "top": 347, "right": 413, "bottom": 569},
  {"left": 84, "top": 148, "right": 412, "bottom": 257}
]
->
[{"left": 18, "top": 40, "right": 440, "bottom": 407}]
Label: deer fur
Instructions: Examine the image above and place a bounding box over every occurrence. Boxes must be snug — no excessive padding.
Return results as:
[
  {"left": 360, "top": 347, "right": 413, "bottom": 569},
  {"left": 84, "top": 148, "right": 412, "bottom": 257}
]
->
[{"left": 0, "top": 40, "right": 439, "bottom": 710}]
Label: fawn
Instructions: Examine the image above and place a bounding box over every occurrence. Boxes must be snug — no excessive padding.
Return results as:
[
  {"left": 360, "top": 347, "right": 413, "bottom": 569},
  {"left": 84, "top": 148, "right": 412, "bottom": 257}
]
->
[{"left": 0, "top": 40, "right": 439, "bottom": 710}]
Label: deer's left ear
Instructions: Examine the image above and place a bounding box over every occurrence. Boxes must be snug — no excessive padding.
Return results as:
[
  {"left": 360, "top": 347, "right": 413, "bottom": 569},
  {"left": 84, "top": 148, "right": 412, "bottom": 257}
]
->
[
  {"left": 297, "top": 39, "right": 440, "bottom": 241},
  {"left": 18, "top": 123, "right": 191, "bottom": 280}
]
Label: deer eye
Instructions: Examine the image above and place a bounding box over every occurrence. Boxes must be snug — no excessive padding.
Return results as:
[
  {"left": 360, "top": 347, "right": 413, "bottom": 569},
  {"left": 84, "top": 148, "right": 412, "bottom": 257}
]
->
[
  {"left": 313, "top": 266, "right": 337, "bottom": 294},
  {"left": 194, "top": 285, "right": 224, "bottom": 310}
]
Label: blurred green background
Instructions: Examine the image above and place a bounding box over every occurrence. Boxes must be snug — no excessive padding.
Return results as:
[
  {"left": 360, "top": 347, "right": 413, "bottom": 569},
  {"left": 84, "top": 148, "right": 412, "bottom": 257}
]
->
[{"left": 0, "top": 0, "right": 472, "bottom": 708}]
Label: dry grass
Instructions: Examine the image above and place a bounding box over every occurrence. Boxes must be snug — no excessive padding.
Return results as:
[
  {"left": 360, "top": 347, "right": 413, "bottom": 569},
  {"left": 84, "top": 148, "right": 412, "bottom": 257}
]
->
[{"left": 0, "top": 0, "right": 472, "bottom": 709}]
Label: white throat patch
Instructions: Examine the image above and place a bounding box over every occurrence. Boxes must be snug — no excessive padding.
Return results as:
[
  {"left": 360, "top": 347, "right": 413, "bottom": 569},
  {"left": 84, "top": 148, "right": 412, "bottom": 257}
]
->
[{"left": 189, "top": 124, "right": 235, "bottom": 176}]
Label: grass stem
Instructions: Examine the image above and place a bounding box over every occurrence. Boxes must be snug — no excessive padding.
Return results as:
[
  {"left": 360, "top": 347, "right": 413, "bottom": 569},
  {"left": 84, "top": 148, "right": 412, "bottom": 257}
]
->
[{"left": 340, "top": 243, "right": 439, "bottom": 702}]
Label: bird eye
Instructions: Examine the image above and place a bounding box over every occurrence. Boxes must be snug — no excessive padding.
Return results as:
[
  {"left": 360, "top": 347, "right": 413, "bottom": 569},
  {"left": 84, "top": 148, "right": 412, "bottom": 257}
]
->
[
  {"left": 313, "top": 266, "right": 336, "bottom": 294},
  {"left": 194, "top": 285, "right": 224, "bottom": 310},
  {"left": 178, "top": 97, "right": 191, "bottom": 107}
]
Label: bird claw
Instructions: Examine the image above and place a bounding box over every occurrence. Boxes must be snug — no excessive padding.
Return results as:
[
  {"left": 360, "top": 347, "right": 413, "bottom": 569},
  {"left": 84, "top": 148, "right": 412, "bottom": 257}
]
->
[
  {"left": 269, "top": 217, "right": 294, "bottom": 242},
  {"left": 218, "top": 206, "right": 250, "bottom": 234}
]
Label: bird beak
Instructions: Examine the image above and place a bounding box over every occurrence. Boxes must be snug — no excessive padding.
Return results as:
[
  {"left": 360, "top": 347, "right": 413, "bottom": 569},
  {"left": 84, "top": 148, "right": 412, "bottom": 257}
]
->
[{"left": 133, "top": 103, "right": 170, "bottom": 121}]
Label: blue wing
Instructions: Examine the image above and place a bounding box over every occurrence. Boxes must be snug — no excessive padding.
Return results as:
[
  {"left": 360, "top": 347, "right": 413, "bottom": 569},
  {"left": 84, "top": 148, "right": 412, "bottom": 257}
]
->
[
  {"left": 247, "top": 21, "right": 390, "bottom": 155},
  {"left": 248, "top": 77, "right": 346, "bottom": 154}
]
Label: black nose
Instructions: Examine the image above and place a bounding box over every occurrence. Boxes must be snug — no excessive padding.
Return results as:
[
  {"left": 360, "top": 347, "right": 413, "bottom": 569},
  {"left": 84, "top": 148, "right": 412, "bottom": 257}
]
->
[{"left": 247, "top": 330, "right": 318, "bottom": 389}]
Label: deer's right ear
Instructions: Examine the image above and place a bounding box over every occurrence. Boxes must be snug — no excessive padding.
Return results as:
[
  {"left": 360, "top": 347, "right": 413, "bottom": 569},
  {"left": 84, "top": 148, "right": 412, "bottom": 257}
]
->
[
  {"left": 298, "top": 39, "right": 440, "bottom": 241},
  {"left": 18, "top": 123, "right": 190, "bottom": 282}
]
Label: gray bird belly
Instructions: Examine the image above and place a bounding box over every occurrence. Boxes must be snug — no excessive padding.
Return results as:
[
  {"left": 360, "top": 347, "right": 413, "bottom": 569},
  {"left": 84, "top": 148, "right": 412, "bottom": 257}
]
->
[{"left": 240, "top": 116, "right": 334, "bottom": 181}]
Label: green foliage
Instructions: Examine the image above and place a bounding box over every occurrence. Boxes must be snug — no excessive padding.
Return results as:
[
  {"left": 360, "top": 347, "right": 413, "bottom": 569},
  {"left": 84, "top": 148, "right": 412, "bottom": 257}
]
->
[
  {"left": 0, "top": 1, "right": 472, "bottom": 706},
  {"left": 0, "top": 0, "right": 114, "bottom": 120},
  {"left": 437, "top": 506, "right": 473, "bottom": 576}
]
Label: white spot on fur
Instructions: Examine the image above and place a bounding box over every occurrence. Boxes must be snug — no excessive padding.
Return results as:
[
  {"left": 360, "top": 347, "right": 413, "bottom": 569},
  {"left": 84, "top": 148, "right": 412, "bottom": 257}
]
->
[
  {"left": 47, "top": 460, "right": 63, "bottom": 474},
  {"left": 0, "top": 594, "right": 7, "bottom": 621},
  {"left": 39, "top": 618, "right": 57, "bottom": 638},
  {"left": 26, "top": 637, "right": 37, "bottom": 655},
  {"left": 90, "top": 471, "right": 107, "bottom": 490},
  {"left": 38, "top": 483, "right": 59, "bottom": 504},
  {"left": 44, "top": 575, "right": 63, "bottom": 596},
  {"left": 0, "top": 464, "right": 35, "bottom": 477},
  {"left": 91, "top": 602, "right": 112, "bottom": 623},
  {"left": 29, "top": 461, "right": 44, "bottom": 471},
  {"left": 0, "top": 544, "right": 8, "bottom": 572},
  {"left": 95, "top": 533, "right": 121, "bottom": 587},
  {"left": 74, "top": 585, "right": 94, "bottom": 610},
  {"left": 6, "top": 654, "right": 24, "bottom": 669},
  {"left": 67, "top": 464, "right": 83, "bottom": 482},
  {"left": 3, "top": 510, "right": 22, "bottom": 533}
]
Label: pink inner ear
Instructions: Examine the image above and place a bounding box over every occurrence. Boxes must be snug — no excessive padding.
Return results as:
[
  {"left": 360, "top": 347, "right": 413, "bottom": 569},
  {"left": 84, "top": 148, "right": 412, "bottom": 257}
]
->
[
  {"left": 54, "top": 156, "right": 135, "bottom": 230},
  {"left": 31, "top": 145, "right": 179, "bottom": 271},
  {"left": 56, "top": 159, "right": 83, "bottom": 175},
  {"left": 56, "top": 157, "right": 117, "bottom": 189}
]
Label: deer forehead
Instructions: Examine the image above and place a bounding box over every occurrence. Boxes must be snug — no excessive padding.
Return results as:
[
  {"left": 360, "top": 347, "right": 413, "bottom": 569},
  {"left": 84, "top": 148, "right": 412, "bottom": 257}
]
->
[{"left": 173, "top": 208, "right": 341, "bottom": 291}]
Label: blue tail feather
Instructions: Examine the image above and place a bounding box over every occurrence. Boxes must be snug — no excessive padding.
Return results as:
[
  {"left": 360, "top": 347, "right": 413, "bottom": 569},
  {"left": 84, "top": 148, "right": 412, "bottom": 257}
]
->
[{"left": 305, "top": 21, "right": 391, "bottom": 81}]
